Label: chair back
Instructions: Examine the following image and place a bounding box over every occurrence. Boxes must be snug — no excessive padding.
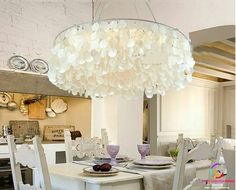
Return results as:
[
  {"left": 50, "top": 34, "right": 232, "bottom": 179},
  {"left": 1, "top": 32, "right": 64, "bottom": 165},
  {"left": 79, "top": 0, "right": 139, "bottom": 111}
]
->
[
  {"left": 7, "top": 135, "right": 52, "bottom": 190},
  {"left": 223, "top": 148, "right": 235, "bottom": 189},
  {"left": 64, "top": 129, "right": 105, "bottom": 163},
  {"left": 172, "top": 136, "right": 222, "bottom": 190}
]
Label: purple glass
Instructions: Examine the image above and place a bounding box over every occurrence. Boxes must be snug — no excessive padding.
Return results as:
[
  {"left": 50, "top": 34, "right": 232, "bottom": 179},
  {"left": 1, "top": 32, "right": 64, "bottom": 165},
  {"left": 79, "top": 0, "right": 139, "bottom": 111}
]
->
[
  {"left": 137, "top": 144, "right": 150, "bottom": 160},
  {"left": 106, "top": 145, "right": 120, "bottom": 165}
]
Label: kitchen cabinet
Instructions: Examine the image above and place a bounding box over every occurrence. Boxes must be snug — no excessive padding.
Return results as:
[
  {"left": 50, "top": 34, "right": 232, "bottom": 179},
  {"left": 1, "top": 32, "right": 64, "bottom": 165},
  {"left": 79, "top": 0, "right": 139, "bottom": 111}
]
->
[{"left": 0, "top": 143, "right": 65, "bottom": 165}]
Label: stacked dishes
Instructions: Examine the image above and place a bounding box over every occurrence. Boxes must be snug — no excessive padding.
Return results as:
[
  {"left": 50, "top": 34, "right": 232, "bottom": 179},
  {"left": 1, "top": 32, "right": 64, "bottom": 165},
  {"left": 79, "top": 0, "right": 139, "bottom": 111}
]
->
[
  {"left": 132, "top": 159, "right": 173, "bottom": 169},
  {"left": 94, "top": 155, "right": 129, "bottom": 164}
]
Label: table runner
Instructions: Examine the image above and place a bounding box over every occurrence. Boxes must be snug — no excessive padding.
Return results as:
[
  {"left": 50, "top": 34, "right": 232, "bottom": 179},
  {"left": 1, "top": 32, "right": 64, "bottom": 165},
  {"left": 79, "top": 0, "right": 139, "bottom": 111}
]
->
[{"left": 73, "top": 159, "right": 197, "bottom": 190}]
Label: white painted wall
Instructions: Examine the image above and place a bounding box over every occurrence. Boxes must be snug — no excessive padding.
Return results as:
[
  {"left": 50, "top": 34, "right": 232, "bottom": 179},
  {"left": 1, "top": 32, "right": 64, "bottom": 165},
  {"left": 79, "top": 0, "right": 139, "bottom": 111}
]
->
[
  {"left": 92, "top": 96, "right": 143, "bottom": 159},
  {"left": 223, "top": 85, "right": 235, "bottom": 138},
  {"left": 0, "top": 0, "right": 234, "bottom": 69},
  {"left": 155, "top": 78, "right": 219, "bottom": 155}
]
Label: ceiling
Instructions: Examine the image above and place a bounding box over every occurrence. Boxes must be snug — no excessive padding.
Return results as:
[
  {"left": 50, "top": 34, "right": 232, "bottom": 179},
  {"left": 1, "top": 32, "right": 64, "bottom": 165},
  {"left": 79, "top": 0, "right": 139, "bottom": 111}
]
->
[{"left": 193, "top": 37, "right": 235, "bottom": 82}]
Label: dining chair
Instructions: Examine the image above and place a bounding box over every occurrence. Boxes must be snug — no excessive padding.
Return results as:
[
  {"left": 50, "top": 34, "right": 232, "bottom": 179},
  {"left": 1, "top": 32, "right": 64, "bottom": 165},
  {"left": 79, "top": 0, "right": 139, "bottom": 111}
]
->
[
  {"left": 172, "top": 137, "right": 222, "bottom": 190},
  {"left": 64, "top": 129, "right": 105, "bottom": 163},
  {"left": 7, "top": 135, "right": 52, "bottom": 190},
  {"left": 222, "top": 148, "right": 235, "bottom": 190}
]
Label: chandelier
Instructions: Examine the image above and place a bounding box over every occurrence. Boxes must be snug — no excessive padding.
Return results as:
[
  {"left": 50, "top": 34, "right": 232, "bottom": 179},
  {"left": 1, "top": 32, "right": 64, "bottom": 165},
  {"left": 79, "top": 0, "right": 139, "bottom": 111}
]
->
[{"left": 48, "top": 1, "right": 195, "bottom": 98}]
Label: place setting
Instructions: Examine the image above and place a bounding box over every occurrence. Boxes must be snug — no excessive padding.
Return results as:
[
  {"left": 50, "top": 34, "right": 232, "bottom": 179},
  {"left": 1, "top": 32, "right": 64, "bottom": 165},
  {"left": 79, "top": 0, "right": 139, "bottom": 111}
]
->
[
  {"left": 83, "top": 163, "right": 119, "bottom": 177},
  {"left": 82, "top": 145, "right": 126, "bottom": 177},
  {"left": 124, "top": 144, "right": 174, "bottom": 172}
]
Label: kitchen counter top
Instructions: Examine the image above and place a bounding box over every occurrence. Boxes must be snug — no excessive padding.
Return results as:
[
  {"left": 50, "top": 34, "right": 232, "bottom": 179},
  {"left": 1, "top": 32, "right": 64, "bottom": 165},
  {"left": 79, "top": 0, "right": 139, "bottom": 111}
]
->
[
  {"left": 0, "top": 140, "right": 64, "bottom": 145},
  {"left": 0, "top": 142, "right": 65, "bottom": 165}
]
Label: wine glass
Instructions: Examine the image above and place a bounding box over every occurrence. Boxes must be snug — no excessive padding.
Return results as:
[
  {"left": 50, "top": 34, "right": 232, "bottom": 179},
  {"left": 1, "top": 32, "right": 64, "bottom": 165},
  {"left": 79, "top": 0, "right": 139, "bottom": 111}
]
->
[
  {"left": 106, "top": 145, "right": 120, "bottom": 165},
  {"left": 137, "top": 144, "right": 150, "bottom": 160}
]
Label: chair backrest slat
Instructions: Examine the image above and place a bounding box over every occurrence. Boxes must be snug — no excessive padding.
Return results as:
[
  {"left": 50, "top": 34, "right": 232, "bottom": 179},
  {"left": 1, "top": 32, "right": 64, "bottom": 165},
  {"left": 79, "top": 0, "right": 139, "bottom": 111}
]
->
[
  {"left": 8, "top": 135, "right": 23, "bottom": 190},
  {"left": 64, "top": 130, "right": 73, "bottom": 163},
  {"left": 64, "top": 129, "right": 105, "bottom": 163},
  {"left": 172, "top": 136, "right": 223, "bottom": 190},
  {"left": 15, "top": 144, "right": 37, "bottom": 168},
  {"left": 7, "top": 135, "right": 52, "bottom": 190},
  {"left": 172, "top": 139, "right": 189, "bottom": 190}
]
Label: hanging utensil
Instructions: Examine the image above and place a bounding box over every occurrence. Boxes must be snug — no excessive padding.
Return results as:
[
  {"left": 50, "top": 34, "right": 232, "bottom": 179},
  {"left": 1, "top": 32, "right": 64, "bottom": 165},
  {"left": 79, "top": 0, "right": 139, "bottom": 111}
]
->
[
  {"left": 7, "top": 94, "right": 18, "bottom": 111},
  {"left": 46, "top": 96, "right": 56, "bottom": 118},
  {"left": 0, "top": 92, "right": 11, "bottom": 108}
]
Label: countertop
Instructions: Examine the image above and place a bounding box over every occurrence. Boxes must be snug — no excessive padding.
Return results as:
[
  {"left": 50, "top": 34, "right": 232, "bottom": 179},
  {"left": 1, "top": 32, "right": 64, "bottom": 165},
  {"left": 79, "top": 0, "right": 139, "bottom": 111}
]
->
[{"left": 0, "top": 140, "right": 64, "bottom": 145}]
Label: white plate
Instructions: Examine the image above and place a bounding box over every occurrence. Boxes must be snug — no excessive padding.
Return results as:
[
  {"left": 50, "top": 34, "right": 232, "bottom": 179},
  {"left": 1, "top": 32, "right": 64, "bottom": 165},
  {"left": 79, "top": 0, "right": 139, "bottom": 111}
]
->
[
  {"left": 131, "top": 163, "right": 173, "bottom": 169},
  {"left": 133, "top": 159, "right": 173, "bottom": 166},
  {"left": 51, "top": 98, "right": 67, "bottom": 114},
  {"left": 94, "top": 155, "right": 130, "bottom": 164},
  {"left": 83, "top": 167, "right": 119, "bottom": 176},
  {"left": 94, "top": 155, "right": 128, "bottom": 161}
]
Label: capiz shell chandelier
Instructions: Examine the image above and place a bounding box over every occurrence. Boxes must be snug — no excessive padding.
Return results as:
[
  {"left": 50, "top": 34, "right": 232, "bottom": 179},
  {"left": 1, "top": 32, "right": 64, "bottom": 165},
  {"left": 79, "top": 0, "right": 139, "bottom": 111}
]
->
[{"left": 48, "top": 4, "right": 195, "bottom": 99}]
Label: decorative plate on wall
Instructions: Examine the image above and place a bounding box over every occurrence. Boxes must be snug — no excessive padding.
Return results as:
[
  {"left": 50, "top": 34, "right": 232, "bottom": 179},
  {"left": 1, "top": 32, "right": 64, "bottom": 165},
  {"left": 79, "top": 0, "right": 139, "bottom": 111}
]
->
[
  {"left": 29, "top": 59, "right": 49, "bottom": 74},
  {"left": 8, "top": 55, "right": 29, "bottom": 71}
]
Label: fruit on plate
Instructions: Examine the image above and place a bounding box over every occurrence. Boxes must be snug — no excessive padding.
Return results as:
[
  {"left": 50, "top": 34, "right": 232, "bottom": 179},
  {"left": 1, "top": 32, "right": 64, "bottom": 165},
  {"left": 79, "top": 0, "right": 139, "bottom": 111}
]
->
[
  {"left": 92, "top": 164, "right": 101, "bottom": 171},
  {"left": 92, "top": 163, "right": 112, "bottom": 172},
  {"left": 100, "top": 163, "right": 112, "bottom": 172}
]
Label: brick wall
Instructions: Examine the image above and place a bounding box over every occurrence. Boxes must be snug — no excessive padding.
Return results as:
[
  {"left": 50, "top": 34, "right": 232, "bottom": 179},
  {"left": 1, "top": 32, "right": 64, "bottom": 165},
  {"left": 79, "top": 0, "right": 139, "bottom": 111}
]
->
[
  {"left": 0, "top": 0, "right": 90, "bottom": 69},
  {"left": 0, "top": 0, "right": 234, "bottom": 70}
]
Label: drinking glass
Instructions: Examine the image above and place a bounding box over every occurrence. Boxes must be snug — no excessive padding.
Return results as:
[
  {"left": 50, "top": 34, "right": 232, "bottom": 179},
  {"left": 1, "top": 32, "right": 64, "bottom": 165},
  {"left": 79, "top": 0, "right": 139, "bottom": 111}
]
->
[
  {"left": 106, "top": 145, "right": 120, "bottom": 165},
  {"left": 137, "top": 144, "right": 150, "bottom": 160}
]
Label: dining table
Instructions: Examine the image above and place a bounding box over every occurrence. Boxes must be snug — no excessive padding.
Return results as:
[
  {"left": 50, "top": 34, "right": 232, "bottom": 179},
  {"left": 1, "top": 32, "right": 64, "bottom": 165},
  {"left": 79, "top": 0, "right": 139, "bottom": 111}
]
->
[{"left": 48, "top": 156, "right": 211, "bottom": 190}]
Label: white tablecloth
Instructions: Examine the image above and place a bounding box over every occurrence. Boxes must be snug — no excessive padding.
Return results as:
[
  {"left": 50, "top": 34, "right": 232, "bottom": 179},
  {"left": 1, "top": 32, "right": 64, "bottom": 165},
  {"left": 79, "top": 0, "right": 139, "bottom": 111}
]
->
[
  {"left": 118, "top": 156, "right": 196, "bottom": 190},
  {"left": 142, "top": 164, "right": 196, "bottom": 190}
]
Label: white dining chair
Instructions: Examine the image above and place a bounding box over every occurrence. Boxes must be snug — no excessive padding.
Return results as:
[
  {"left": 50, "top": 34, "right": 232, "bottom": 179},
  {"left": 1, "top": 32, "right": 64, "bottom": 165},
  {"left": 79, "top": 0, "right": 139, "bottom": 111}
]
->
[
  {"left": 7, "top": 135, "right": 52, "bottom": 190},
  {"left": 222, "top": 148, "right": 235, "bottom": 190},
  {"left": 172, "top": 137, "right": 222, "bottom": 190},
  {"left": 64, "top": 129, "right": 105, "bottom": 163}
]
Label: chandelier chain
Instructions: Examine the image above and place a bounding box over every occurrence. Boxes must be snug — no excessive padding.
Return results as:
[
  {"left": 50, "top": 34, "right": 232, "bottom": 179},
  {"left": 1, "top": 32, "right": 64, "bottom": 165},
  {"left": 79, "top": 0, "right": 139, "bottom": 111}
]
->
[
  {"left": 94, "top": 0, "right": 103, "bottom": 19},
  {"left": 145, "top": 0, "right": 157, "bottom": 23},
  {"left": 97, "top": 0, "right": 111, "bottom": 21},
  {"left": 133, "top": 0, "right": 140, "bottom": 19},
  {"left": 92, "top": 0, "right": 95, "bottom": 23}
]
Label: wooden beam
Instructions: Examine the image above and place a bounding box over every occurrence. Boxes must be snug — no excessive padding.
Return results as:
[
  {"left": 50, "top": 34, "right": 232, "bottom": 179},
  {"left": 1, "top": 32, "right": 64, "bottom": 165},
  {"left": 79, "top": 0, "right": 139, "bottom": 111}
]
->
[
  {"left": 194, "top": 46, "right": 235, "bottom": 60},
  {"left": 206, "top": 41, "right": 235, "bottom": 55},
  {"left": 194, "top": 60, "right": 235, "bottom": 74},
  {"left": 194, "top": 65, "right": 235, "bottom": 81},
  {"left": 221, "top": 40, "right": 235, "bottom": 47},
  {"left": 0, "top": 69, "right": 84, "bottom": 98},
  {"left": 194, "top": 52, "right": 235, "bottom": 67}
]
